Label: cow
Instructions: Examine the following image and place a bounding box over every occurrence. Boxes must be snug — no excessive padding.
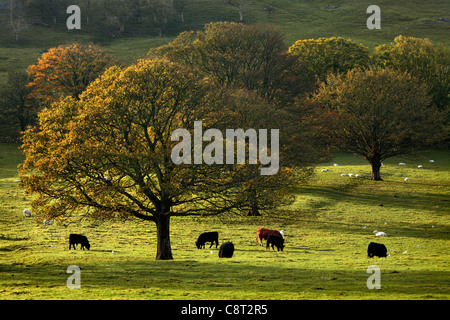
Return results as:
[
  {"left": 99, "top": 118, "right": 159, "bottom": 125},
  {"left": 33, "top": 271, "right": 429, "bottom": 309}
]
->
[
  {"left": 196, "top": 231, "right": 219, "bottom": 249},
  {"left": 266, "top": 234, "right": 285, "bottom": 251},
  {"left": 69, "top": 234, "right": 90, "bottom": 250},
  {"left": 218, "top": 241, "right": 234, "bottom": 258},
  {"left": 256, "top": 227, "right": 283, "bottom": 246},
  {"left": 367, "top": 242, "right": 387, "bottom": 258}
]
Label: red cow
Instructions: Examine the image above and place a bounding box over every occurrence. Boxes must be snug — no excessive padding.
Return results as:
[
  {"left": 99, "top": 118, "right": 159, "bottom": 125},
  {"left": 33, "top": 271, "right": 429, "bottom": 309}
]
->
[{"left": 256, "top": 227, "right": 283, "bottom": 246}]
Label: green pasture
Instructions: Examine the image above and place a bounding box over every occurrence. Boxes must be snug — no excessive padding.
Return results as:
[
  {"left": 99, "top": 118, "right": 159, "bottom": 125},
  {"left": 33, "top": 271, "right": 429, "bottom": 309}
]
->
[{"left": 0, "top": 144, "right": 448, "bottom": 299}]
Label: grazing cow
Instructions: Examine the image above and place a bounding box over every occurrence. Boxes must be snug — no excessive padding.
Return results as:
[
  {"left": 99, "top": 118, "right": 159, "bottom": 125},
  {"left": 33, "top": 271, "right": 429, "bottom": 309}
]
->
[
  {"left": 256, "top": 227, "right": 282, "bottom": 246},
  {"left": 266, "top": 234, "right": 285, "bottom": 251},
  {"left": 218, "top": 241, "right": 234, "bottom": 258},
  {"left": 69, "top": 234, "right": 90, "bottom": 250},
  {"left": 195, "top": 231, "right": 219, "bottom": 249},
  {"left": 367, "top": 242, "right": 387, "bottom": 258}
]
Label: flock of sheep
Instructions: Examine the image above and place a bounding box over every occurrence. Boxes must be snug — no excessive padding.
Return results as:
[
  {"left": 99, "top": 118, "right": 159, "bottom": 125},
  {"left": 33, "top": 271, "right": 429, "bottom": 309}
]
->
[{"left": 321, "top": 159, "right": 435, "bottom": 181}]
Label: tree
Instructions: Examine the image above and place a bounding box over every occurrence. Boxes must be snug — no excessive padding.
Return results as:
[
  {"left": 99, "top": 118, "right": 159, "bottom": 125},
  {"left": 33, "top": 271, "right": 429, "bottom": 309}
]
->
[
  {"left": 27, "top": 43, "right": 122, "bottom": 108},
  {"left": 173, "top": 0, "right": 187, "bottom": 23},
  {"left": 146, "top": 0, "right": 173, "bottom": 37},
  {"left": 289, "top": 37, "right": 371, "bottom": 82},
  {"left": 223, "top": 0, "right": 244, "bottom": 21},
  {"left": 102, "top": 0, "right": 134, "bottom": 33},
  {"left": 0, "top": 70, "right": 37, "bottom": 132},
  {"left": 149, "top": 22, "right": 321, "bottom": 212},
  {"left": 374, "top": 36, "right": 450, "bottom": 111},
  {"left": 26, "top": 0, "right": 67, "bottom": 25},
  {"left": 314, "top": 68, "right": 444, "bottom": 180},
  {"left": 8, "top": 0, "right": 27, "bottom": 41},
  {"left": 150, "top": 22, "right": 315, "bottom": 106},
  {"left": 19, "top": 58, "right": 289, "bottom": 260}
]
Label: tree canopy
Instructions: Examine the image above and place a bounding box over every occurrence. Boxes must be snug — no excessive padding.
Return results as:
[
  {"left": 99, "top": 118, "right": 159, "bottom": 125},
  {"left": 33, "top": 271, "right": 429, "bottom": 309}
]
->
[
  {"left": 288, "top": 37, "right": 371, "bottom": 83},
  {"left": 27, "top": 43, "right": 122, "bottom": 108},
  {"left": 374, "top": 35, "right": 450, "bottom": 111},
  {"left": 149, "top": 22, "right": 315, "bottom": 107}
]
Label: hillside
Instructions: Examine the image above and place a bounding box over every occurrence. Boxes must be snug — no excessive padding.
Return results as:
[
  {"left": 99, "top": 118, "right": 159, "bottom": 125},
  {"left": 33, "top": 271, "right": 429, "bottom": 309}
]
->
[{"left": 0, "top": 0, "right": 449, "bottom": 85}]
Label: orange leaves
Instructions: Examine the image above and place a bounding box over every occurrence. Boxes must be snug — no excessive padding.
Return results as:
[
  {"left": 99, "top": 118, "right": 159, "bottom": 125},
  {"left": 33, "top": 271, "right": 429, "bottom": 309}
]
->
[{"left": 26, "top": 43, "right": 122, "bottom": 108}]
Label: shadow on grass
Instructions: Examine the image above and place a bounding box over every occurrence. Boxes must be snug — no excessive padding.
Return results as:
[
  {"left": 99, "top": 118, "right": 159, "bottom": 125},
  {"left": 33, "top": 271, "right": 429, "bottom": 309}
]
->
[
  {"left": 1, "top": 258, "right": 448, "bottom": 299},
  {"left": 297, "top": 184, "right": 449, "bottom": 216}
]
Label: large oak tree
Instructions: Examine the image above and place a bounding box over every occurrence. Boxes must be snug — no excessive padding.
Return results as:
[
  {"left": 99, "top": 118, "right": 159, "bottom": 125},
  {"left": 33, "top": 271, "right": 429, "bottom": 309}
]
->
[{"left": 20, "top": 58, "right": 294, "bottom": 259}]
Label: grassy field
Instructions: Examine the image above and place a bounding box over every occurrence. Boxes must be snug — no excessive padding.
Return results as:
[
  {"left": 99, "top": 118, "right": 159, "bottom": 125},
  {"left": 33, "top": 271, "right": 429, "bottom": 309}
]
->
[{"left": 0, "top": 143, "right": 448, "bottom": 300}]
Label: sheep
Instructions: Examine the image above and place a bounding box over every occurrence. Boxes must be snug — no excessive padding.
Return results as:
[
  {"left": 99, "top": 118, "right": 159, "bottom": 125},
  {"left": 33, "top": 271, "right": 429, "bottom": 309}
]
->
[
  {"left": 404, "top": 177, "right": 409, "bottom": 181},
  {"left": 355, "top": 174, "right": 361, "bottom": 178},
  {"left": 399, "top": 162, "right": 406, "bottom": 165},
  {"left": 418, "top": 165, "right": 423, "bottom": 168},
  {"left": 23, "top": 209, "right": 31, "bottom": 217},
  {"left": 429, "top": 160, "right": 434, "bottom": 163},
  {"left": 341, "top": 173, "right": 348, "bottom": 177},
  {"left": 348, "top": 173, "right": 355, "bottom": 177},
  {"left": 373, "top": 230, "right": 387, "bottom": 237},
  {"left": 321, "top": 169, "right": 329, "bottom": 172},
  {"left": 43, "top": 220, "right": 54, "bottom": 226},
  {"left": 333, "top": 163, "right": 339, "bottom": 166}
]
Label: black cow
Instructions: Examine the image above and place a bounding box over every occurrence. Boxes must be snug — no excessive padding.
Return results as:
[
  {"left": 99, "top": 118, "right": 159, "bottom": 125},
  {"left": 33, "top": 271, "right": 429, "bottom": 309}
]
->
[
  {"left": 218, "top": 241, "right": 234, "bottom": 258},
  {"left": 69, "top": 234, "right": 90, "bottom": 250},
  {"left": 266, "top": 234, "right": 285, "bottom": 251},
  {"left": 367, "top": 242, "right": 387, "bottom": 258},
  {"left": 196, "top": 231, "right": 219, "bottom": 249}
]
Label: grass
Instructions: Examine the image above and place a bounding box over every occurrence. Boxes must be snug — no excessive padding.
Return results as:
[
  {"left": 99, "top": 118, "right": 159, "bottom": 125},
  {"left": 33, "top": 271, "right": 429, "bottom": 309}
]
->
[{"left": 0, "top": 143, "right": 449, "bottom": 300}]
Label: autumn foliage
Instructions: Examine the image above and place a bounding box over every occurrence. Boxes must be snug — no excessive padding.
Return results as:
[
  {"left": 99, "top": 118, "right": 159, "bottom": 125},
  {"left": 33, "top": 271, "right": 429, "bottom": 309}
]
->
[{"left": 27, "top": 43, "right": 121, "bottom": 107}]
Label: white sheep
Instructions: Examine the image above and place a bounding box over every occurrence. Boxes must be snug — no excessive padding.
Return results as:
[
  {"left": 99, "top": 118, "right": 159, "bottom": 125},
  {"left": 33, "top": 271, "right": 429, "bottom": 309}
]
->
[
  {"left": 355, "top": 174, "right": 361, "bottom": 178},
  {"left": 321, "top": 169, "right": 329, "bottom": 172},
  {"left": 348, "top": 173, "right": 355, "bottom": 177},
  {"left": 43, "top": 219, "right": 54, "bottom": 226},
  {"left": 418, "top": 165, "right": 423, "bottom": 168},
  {"left": 429, "top": 160, "right": 434, "bottom": 163},
  {"left": 23, "top": 209, "right": 31, "bottom": 217},
  {"left": 333, "top": 163, "right": 339, "bottom": 166},
  {"left": 399, "top": 162, "right": 406, "bottom": 165},
  {"left": 373, "top": 230, "right": 387, "bottom": 237},
  {"left": 279, "top": 230, "right": 285, "bottom": 237},
  {"left": 341, "top": 173, "right": 348, "bottom": 177},
  {"left": 404, "top": 177, "right": 409, "bottom": 181}
]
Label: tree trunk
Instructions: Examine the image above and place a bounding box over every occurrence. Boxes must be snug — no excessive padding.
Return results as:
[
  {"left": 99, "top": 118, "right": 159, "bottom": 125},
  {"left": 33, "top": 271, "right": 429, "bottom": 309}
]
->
[
  {"left": 155, "top": 214, "right": 173, "bottom": 260},
  {"left": 371, "top": 161, "right": 383, "bottom": 181},
  {"left": 238, "top": 5, "right": 243, "bottom": 21}
]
